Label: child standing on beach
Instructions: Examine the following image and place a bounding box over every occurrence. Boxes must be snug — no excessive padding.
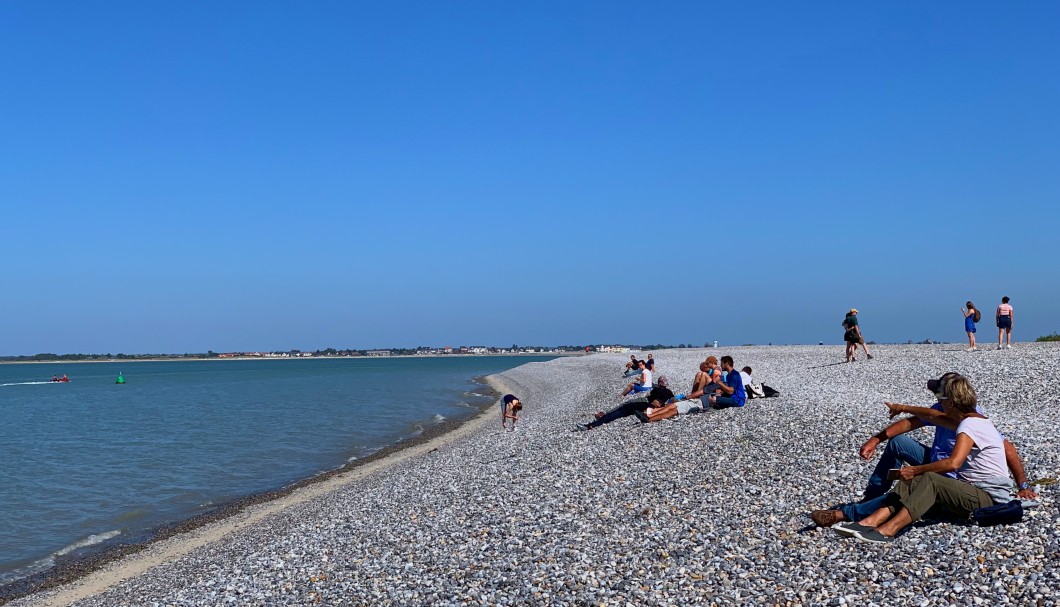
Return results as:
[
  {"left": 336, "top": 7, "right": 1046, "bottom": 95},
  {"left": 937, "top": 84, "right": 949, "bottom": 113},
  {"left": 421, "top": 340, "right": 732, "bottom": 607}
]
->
[
  {"left": 500, "top": 394, "right": 522, "bottom": 432},
  {"left": 962, "top": 301, "right": 980, "bottom": 351}
]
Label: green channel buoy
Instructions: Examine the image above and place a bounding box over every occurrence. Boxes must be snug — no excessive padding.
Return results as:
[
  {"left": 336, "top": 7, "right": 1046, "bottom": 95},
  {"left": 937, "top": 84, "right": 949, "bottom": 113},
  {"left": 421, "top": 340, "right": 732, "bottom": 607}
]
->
[{"left": 116, "top": 373, "right": 125, "bottom": 384}]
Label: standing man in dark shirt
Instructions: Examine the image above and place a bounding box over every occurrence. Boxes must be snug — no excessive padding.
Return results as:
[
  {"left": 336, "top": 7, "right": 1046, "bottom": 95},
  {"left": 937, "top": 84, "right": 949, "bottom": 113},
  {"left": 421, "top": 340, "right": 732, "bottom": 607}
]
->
[{"left": 574, "top": 377, "right": 675, "bottom": 431}]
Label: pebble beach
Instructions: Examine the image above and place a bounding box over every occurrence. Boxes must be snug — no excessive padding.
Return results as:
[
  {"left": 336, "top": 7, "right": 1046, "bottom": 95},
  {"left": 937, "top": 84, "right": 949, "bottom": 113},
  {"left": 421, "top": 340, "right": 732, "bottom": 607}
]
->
[{"left": 9, "top": 344, "right": 1060, "bottom": 607}]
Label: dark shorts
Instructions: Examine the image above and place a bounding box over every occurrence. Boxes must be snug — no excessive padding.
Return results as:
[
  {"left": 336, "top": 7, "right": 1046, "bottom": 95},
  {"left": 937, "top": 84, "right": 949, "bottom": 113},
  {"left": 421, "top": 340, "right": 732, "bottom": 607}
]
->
[
  {"left": 844, "top": 330, "right": 858, "bottom": 344},
  {"left": 997, "top": 315, "right": 1012, "bottom": 329}
]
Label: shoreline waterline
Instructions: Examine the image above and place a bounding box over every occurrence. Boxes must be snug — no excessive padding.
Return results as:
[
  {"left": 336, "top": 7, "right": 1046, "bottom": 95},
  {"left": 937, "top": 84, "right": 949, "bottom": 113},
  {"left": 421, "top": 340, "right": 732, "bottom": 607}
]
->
[
  {"left": 0, "top": 371, "right": 517, "bottom": 606},
  {"left": 1, "top": 352, "right": 583, "bottom": 366}
]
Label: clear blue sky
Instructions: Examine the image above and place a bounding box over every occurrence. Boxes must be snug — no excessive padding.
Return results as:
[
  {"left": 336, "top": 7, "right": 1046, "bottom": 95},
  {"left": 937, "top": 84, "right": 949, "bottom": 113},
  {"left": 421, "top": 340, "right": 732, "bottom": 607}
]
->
[{"left": 1, "top": 2, "right": 1056, "bottom": 354}]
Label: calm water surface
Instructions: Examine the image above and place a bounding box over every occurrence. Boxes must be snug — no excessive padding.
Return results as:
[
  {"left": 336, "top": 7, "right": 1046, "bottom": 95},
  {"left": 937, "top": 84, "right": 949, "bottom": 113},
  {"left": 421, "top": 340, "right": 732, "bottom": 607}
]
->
[{"left": 0, "top": 356, "right": 554, "bottom": 583}]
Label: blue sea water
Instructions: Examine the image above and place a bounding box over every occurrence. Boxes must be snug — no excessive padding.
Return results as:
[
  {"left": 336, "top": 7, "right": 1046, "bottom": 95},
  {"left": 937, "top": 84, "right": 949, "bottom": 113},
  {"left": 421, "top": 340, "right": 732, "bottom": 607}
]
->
[{"left": 0, "top": 356, "right": 554, "bottom": 584}]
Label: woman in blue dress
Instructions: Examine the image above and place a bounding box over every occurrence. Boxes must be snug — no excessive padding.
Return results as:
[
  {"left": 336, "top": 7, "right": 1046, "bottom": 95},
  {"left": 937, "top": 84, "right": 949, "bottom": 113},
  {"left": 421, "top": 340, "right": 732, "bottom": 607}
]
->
[{"left": 962, "top": 301, "right": 980, "bottom": 351}]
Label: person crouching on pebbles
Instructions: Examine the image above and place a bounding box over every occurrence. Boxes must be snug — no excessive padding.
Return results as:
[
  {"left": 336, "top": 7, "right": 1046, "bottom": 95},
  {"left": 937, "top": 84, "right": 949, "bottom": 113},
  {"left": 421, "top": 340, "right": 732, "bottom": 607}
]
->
[
  {"left": 500, "top": 394, "right": 522, "bottom": 432},
  {"left": 621, "top": 359, "right": 653, "bottom": 397}
]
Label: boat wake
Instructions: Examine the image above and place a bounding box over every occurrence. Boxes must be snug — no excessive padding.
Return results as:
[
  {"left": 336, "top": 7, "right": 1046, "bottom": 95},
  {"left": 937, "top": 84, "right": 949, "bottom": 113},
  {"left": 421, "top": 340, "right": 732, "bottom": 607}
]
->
[{"left": 0, "top": 381, "right": 60, "bottom": 387}]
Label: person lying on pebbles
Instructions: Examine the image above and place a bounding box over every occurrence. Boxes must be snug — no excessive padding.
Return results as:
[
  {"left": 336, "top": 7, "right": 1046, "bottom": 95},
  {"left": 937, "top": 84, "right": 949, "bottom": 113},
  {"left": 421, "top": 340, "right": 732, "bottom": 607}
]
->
[
  {"left": 635, "top": 394, "right": 703, "bottom": 422},
  {"left": 810, "top": 372, "right": 1038, "bottom": 528},
  {"left": 574, "top": 377, "right": 677, "bottom": 431},
  {"left": 620, "top": 359, "right": 654, "bottom": 397},
  {"left": 831, "top": 375, "right": 1027, "bottom": 544}
]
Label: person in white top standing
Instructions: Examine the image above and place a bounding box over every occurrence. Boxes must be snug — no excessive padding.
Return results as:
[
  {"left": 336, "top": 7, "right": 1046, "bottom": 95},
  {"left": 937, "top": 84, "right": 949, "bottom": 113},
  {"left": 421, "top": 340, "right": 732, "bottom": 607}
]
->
[
  {"left": 996, "top": 296, "right": 1014, "bottom": 349},
  {"left": 832, "top": 375, "right": 1012, "bottom": 544}
]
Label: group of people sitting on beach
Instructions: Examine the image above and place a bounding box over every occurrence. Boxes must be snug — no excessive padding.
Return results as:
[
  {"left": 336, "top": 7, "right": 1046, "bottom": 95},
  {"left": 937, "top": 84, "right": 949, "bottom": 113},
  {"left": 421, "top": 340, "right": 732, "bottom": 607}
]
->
[
  {"left": 505, "top": 348, "right": 1038, "bottom": 543},
  {"left": 809, "top": 372, "right": 1038, "bottom": 543},
  {"left": 622, "top": 354, "right": 655, "bottom": 378},
  {"left": 574, "top": 354, "right": 777, "bottom": 431}
]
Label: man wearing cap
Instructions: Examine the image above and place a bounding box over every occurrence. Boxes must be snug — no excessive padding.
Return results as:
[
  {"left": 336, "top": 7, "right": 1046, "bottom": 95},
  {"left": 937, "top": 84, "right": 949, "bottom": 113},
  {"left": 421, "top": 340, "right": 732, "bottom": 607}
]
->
[
  {"left": 574, "top": 376, "right": 675, "bottom": 431},
  {"left": 810, "top": 372, "right": 1038, "bottom": 527},
  {"left": 842, "top": 308, "right": 873, "bottom": 362}
]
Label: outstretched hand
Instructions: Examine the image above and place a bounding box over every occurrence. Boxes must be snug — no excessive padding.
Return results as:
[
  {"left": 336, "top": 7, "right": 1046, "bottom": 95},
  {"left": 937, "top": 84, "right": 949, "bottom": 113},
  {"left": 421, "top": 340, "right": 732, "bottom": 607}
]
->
[{"left": 884, "top": 401, "right": 905, "bottom": 419}]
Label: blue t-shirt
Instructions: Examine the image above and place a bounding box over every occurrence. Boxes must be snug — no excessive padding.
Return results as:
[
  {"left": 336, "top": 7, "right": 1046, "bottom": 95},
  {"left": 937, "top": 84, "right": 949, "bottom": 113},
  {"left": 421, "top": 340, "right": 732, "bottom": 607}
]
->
[
  {"left": 723, "top": 369, "right": 746, "bottom": 406},
  {"left": 924, "top": 402, "right": 995, "bottom": 478}
]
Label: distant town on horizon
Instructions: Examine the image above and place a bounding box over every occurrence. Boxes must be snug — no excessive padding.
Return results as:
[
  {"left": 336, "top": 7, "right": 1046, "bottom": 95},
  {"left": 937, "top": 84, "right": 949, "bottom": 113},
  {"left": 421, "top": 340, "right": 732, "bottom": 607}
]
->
[{"left": 4, "top": 337, "right": 1048, "bottom": 363}]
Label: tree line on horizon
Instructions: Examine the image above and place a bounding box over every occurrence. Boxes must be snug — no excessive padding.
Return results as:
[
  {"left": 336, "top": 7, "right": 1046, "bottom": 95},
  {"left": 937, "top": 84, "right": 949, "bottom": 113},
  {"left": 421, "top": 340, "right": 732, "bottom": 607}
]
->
[{"left": 4, "top": 336, "right": 1057, "bottom": 362}]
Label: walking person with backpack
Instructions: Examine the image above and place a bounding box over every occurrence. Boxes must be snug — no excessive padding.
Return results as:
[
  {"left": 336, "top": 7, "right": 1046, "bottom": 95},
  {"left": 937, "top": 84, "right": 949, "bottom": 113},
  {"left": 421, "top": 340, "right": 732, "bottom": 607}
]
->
[
  {"left": 962, "top": 301, "right": 981, "bottom": 351},
  {"left": 842, "top": 309, "right": 873, "bottom": 362},
  {"left": 996, "top": 296, "right": 1014, "bottom": 349}
]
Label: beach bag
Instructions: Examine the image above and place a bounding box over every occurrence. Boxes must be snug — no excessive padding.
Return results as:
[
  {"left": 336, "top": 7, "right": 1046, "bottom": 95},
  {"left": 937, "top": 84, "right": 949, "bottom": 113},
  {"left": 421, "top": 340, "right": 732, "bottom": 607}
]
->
[
  {"left": 747, "top": 383, "right": 766, "bottom": 399},
  {"left": 972, "top": 499, "right": 1023, "bottom": 526}
]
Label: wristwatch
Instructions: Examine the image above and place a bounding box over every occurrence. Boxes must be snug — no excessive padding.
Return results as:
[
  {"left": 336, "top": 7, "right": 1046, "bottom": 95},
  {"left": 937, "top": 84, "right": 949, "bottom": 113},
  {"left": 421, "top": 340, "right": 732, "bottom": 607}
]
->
[{"left": 1019, "top": 481, "right": 1030, "bottom": 490}]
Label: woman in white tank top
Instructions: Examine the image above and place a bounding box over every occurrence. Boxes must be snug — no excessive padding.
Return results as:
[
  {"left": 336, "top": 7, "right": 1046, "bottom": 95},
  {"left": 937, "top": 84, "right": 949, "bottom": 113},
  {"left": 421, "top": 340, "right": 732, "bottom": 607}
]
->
[{"left": 621, "top": 361, "right": 654, "bottom": 397}]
